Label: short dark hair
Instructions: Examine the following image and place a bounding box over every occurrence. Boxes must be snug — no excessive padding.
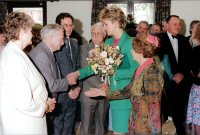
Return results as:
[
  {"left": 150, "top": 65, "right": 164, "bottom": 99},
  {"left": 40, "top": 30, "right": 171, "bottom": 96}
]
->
[
  {"left": 55, "top": 13, "right": 74, "bottom": 25},
  {"left": 166, "top": 15, "right": 179, "bottom": 23}
]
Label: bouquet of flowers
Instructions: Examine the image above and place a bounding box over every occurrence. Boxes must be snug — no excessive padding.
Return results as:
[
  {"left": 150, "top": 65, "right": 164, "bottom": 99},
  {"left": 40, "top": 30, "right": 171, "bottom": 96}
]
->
[{"left": 87, "top": 45, "right": 124, "bottom": 83}]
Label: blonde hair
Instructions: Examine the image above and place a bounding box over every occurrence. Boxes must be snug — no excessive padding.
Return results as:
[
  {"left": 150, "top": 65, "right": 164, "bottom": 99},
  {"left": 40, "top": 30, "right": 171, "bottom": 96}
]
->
[
  {"left": 5, "top": 12, "right": 34, "bottom": 41},
  {"left": 192, "top": 22, "right": 200, "bottom": 44},
  {"left": 99, "top": 6, "right": 127, "bottom": 29}
]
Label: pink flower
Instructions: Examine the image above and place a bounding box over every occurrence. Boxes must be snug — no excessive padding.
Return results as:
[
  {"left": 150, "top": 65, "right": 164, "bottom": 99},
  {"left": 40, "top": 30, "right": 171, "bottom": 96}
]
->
[{"left": 146, "top": 34, "right": 160, "bottom": 47}]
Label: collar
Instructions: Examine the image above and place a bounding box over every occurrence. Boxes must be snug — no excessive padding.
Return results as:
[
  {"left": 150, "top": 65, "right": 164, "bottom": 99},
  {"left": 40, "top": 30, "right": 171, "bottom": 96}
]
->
[
  {"left": 167, "top": 32, "right": 178, "bottom": 40},
  {"left": 134, "top": 58, "right": 154, "bottom": 80}
]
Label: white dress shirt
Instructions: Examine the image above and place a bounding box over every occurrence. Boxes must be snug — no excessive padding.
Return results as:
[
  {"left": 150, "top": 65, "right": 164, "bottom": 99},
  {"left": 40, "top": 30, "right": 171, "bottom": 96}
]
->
[{"left": 167, "top": 32, "right": 179, "bottom": 62}]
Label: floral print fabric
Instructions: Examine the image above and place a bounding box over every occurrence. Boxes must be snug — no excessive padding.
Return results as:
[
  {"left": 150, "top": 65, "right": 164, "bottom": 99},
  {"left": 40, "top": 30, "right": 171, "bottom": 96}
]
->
[
  {"left": 187, "top": 84, "right": 200, "bottom": 125},
  {"left": 106, "top": 60, "right": 164, "bottom": 134}
]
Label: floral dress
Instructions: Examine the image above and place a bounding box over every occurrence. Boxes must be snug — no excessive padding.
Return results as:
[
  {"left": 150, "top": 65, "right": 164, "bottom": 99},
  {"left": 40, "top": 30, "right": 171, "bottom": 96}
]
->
[
  {"left": 187, "top": 45, "right": 200, "bottom": 126},
  {"left": 106, "top": 58, "right": 164, "bottom": 135}
]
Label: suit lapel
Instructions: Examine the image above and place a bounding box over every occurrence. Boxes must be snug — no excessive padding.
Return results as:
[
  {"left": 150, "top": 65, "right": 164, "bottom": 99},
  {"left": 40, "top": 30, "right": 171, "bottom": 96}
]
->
[
  {"left": 118, "top": 32, "right": 128, "bottom": 49},
  {"left": 89, "top": 42, "right": 95, "bottom": 50},
  {"left": 177, "top": 37, "right": 183, "bottom": 64},
  {"left": 165, "top": 34, "right": 178, "bottom": 66},
  {"left": 104, "top": 32, "right": 127, "bottom": 49}
]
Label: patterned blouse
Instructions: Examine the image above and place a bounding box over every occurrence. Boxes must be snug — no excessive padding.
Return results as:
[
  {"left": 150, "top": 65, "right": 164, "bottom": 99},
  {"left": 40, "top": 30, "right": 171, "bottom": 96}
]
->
[{"left": 106, "top": 58, "right": 164, "bottom": 135}]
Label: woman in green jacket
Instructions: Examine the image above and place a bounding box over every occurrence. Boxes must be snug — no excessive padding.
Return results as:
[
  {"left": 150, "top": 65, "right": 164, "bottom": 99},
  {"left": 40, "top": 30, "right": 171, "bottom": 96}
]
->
[{"left": 70, "top": 6, "right": 138, "bottom": 134}]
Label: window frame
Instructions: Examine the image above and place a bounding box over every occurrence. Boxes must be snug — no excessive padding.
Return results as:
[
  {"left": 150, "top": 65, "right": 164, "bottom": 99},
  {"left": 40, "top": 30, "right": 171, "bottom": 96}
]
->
[
  {"left": 7, "top": 1, "right": 47, "bottom": 26},
  {"left": 106, "top": 0, "right": 155, "bottom": 23}
]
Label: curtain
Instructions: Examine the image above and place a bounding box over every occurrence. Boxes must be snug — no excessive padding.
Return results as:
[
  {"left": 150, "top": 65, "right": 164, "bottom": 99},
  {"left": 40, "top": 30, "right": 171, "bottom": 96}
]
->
[
  {"left": 0, "top": 2, "right": 7, "bottom": 25},
  {"left": 91, "top": 0, "right": 106, "bottom": 25},
  {"left": 155, "top": 0, "right": 171, "bottom": 24}
]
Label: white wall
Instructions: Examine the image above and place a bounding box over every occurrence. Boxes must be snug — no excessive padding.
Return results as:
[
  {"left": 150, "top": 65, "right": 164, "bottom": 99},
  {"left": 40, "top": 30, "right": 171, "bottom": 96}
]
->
[
  {"left": 46, "top": 0, "right": 200, "bottom": 42},
  {"left": 47, "top": 1, "right": 92, "bottom": 44},
  {"left": 171, "top": 0, "right": 200, "bottom": 36}
]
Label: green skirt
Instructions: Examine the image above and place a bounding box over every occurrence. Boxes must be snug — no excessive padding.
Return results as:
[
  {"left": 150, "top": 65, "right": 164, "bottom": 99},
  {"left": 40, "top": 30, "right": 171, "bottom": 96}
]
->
[{"left": 111, "top": 108, "right": 131, "bottom": 133}]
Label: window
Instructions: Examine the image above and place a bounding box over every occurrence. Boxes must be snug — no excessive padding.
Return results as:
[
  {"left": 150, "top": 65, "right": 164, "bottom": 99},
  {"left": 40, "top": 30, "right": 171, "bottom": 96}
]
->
[
  {"left": 13, "top": 8, "right": 43, "bottom": 25},
  {"left": 107, "top": 3, "right": 128, "bottom": 16},
  {"left": 7, "top": 1, "right": 46, "bottom": 25},
  {"left": 107, "top": 0, "right": 155, "bottom": 24}
]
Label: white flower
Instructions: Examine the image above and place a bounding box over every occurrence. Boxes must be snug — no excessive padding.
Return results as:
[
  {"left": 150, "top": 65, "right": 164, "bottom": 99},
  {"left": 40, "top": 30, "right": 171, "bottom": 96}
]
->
[
  {"left": 102, "top": 69, "right": 106, "bottom": 73},
  {"left": 87, "top": 44, "right": 123, "bottom": 77},
  {"left": 100, "top": 51, "right": 107, "bottom": 58},
  {"left": 106, "top": 66, "right": 111, "bottom": 70},
  {"left": 91, "top": 64, "right": 98, "bottom": 74},
  {"left": 105, "top": 58, "right": 110, "bottom": 65},
  {"left": 109, "top": 57, "right": 114, "bottom": 64},
  {"left": 93, "top": 70, "right": 98, "bottom": 74}
]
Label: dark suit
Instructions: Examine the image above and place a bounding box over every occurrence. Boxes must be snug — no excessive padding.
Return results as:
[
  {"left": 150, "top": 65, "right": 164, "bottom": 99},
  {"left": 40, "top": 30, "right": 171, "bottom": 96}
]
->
[
  {"left": 54, "top": 38, "right": 80, "bottom": 135},
  {"left": 80, "top": 42, "right": 108, "bottom": 135},
  {"left": 29, "top": 41, "right": 69, "bottom": 134},
  {"left": 160, "top": 32, "right": 192, "bottom": 135}
]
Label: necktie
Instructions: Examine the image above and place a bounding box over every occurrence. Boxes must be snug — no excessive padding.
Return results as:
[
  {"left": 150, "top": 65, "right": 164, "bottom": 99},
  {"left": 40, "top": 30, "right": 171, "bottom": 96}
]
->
[
  {"left": 66, "top": 38, "right": 74, "bottom": 69},
  {"left": 172, "top": 35, "right": 178, "bottom": 39}
]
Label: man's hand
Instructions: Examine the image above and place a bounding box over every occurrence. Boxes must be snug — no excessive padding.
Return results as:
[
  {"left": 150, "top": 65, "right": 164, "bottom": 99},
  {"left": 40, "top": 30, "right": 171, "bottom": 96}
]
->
[
  {"left": 197, "top": 73, "right": 200, "bottom": 78},
  {"left": 68, "top": 87, "right": 81, "bottom": 99},
  {"left": 173, "top": 73, "right": 184, "bottom": 84},
  {"left": 66, "top": 71, "right": 80, "bottom": 85}
]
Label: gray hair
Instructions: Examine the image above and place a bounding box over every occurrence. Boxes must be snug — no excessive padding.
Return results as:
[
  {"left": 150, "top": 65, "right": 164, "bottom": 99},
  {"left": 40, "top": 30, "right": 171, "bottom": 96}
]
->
[
  {"left": 91, "top": 22, "right": 106, "bottom": 36},
  {"left": 40, "top": 24, "right": 63, "bottom": 40},
  {"left": 139, "top": 21, "right": 149, "bottom": 28}
]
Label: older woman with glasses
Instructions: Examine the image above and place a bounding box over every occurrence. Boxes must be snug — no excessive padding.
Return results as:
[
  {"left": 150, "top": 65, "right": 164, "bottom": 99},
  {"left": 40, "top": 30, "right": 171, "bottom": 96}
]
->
[{"left": 85, "top": 33, "right": 164, "bottom": 135}]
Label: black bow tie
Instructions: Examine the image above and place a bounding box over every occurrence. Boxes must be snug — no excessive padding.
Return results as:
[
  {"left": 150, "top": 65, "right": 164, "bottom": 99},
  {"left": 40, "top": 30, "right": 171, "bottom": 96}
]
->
[{"left": 172, "top": 35, "right": 178, "bottom": 39}]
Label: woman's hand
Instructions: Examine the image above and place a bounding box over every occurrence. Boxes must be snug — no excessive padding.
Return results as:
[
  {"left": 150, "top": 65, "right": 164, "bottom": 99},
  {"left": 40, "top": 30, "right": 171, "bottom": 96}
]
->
[
  {"left": 46, "top": 98, "right": 56, "bottom": 113},
  {"left": 84, "top": 88, "right": 106, "bottom": 97},
  {"left": 99, "top": 83, "right": 110, "bottom": 91}
]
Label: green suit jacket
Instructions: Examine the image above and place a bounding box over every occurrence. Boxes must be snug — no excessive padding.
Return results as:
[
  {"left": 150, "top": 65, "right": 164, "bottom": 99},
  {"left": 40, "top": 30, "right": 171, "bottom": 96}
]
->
[{"left": 79, "top": 32, "right": 139, "bottom": 109}]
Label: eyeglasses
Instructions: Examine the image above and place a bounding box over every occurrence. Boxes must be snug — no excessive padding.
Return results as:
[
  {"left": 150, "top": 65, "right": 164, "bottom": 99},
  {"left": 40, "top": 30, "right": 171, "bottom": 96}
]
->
[
  {"left": 91, "top": 32, "right": 104, "bottom": 37},
  {"left": 62, "top": 24, "right": 73, "bottom": 28}
]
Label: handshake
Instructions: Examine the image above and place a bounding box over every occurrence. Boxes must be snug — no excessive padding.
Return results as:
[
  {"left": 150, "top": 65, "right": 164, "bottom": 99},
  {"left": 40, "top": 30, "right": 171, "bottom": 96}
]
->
[{"left": 66, "top": 71, "right": 80, "bottom": 85}]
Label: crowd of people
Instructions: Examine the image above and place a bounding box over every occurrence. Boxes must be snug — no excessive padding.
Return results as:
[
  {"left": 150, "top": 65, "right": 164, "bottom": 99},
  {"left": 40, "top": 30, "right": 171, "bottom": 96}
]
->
[{"left": 0, "top": 5, "right": 199, "bottom": 135}]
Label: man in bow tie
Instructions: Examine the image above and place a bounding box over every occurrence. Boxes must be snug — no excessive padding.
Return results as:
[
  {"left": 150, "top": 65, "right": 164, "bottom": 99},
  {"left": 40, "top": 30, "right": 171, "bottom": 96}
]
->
[{"left": 160, "top": 15, "right": 192, "bottom": 135}]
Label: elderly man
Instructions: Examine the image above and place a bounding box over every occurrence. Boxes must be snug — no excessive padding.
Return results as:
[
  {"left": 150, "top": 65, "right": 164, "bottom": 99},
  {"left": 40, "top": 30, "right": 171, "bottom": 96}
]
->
[
  {"left": 79, "top": 22, "right": 108, "bottom": 135},
  {"left": 54, "top": 12, "right": 81, "bottom": 135},
  {"left": 29, "top": 24, "right": 71, "bottom": 135},
  {"left": 160, "top": 15, "right": 192, "bottom": 135},
  {"left": 149, "top": 23, "right": 161, "bottom": 35},
  {"left": 136, "top": 20, "right": 149, "bottom": 37}
]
